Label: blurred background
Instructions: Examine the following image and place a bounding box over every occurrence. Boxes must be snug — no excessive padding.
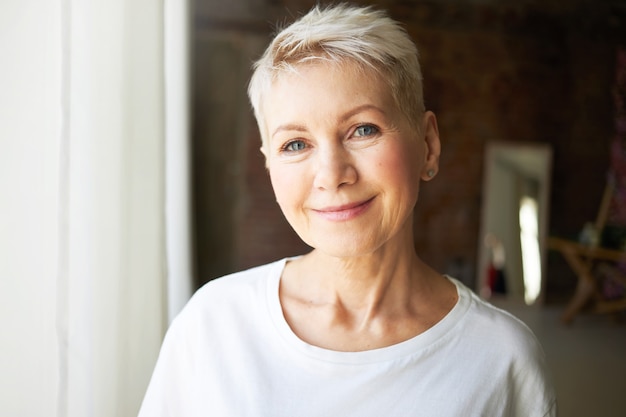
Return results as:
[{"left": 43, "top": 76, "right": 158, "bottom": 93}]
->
[{"left": 2, "top": 0, "right": 626, "bottom": 416}]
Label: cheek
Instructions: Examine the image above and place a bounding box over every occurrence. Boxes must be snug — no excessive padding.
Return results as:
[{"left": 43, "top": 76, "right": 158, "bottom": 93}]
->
[
  {"left": 374, "top": 142, "right": 422, "bottom": 189},
  {"left": 269, "top": 166, "right": 304, "bottom": 213}
]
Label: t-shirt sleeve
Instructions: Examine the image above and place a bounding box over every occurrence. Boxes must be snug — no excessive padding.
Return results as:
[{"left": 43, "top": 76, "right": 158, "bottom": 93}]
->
[
  {"left": 466, "top": 295, "right": 558, "bottom": 417},
  {"left": 511, "top": 349, "right": 558, "bottom": 416},
  {"left": 505, "top": 318, "right": 558, "bottom": 416}
]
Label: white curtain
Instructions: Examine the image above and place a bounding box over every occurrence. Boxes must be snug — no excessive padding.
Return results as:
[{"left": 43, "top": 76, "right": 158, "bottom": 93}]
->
[
  {"left": 165, "top": 0, "right": 193, "bottom": 324},
  {"left": 0, "top": 0, "right": 191, "bottom": 416}
]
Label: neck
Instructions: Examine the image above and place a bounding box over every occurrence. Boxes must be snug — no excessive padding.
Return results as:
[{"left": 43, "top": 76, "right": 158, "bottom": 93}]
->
[
  {"left": 279, "top": 229, "right": 457, "bottom": 351},
  {"left": 294, "top": 232, "right": 439, "bottom": 319}
]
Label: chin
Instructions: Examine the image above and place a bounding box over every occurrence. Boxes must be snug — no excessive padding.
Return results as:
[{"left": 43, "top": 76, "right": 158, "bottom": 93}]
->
[{"left": 303, "top": 233, "right": 381, "bottom": 259}]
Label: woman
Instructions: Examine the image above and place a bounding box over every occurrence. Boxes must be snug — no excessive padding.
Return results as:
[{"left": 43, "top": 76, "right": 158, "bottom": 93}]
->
[{"left": 139, "top": 4, "right": 556, "bottom": 416}]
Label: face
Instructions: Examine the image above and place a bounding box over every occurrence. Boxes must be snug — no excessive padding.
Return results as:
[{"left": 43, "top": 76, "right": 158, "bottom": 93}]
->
[{"left": 262, "top": 62, "right": 440, "bottom": 258}]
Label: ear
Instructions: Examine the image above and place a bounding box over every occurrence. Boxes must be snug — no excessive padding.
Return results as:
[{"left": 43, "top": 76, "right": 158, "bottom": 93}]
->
[
  {"left": 420, "top": 111, "right": 441, "bottom": 181},
  {"left": 260, "top": 145, "right": 269, "bottom": 169}
]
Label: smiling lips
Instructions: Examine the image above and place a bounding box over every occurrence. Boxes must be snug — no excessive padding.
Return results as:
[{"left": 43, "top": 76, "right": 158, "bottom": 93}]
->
[{"left": 312, "top": 197, "right": 375, "bottom": 221}]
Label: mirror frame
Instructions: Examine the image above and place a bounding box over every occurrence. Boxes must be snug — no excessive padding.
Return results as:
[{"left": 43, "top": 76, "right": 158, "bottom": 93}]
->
[{"left": 476, "top": 141, "right": 553, "bottom": 305}]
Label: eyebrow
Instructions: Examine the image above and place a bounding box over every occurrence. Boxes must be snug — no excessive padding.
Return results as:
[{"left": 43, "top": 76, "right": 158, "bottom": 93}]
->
[
  {"left": 271, "top": 123, "right": 308, "bottom": 139},
  {"left": 270, "top": 104, "right": 387, "bottom": 139},
  {"left": 340, "top": 104, "right": 387, "bottom": 122}
]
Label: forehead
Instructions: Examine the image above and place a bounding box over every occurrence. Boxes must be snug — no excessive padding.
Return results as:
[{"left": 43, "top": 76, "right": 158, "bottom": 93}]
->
[
  {"left": 273, "top": 59, "right": 385, "bottom": 90},
  {"left": 264, "top": 62, "right": 394, "bottom": 118}
]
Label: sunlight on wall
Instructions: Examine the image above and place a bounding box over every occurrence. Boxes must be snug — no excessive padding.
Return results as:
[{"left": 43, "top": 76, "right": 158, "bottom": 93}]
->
[{"left": 519, "top": 196, "right": 542, "bottom": 305}]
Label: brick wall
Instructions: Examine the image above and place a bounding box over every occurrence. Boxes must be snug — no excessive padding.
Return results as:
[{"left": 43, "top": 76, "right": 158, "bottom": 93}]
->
[{"left": 193, "top": 0, "right": 625, "bottom": 302}]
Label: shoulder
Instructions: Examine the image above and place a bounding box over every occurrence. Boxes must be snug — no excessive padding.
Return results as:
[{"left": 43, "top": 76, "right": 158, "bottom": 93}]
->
[
  {"left": 449, "top": 278, "right": 551, "bottom": 387},
  {"left": 452, "top": 278, "right": 543, "bottom": 354},
  {"left": 156, "top": 258, "right": 286, "bottom": 360},
  {"left": 169, "top": 258, "right": 285, "bottom": 329},
  {"left": 139, "top": 259, "right": 288, "bottom": 415}
]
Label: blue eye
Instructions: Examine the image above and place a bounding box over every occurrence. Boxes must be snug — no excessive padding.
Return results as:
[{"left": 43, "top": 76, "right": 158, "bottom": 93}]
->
[
  {"left": 285, "top": 140, "right": 306, "bottom": 152},
  {"left": 354, "top": 125, "right": 378, "bottom": 137}
]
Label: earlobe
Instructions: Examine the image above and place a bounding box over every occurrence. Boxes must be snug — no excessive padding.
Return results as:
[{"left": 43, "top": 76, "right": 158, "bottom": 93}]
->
[{"left": 421, "top": 111, "right": 441, "bottom": 181}]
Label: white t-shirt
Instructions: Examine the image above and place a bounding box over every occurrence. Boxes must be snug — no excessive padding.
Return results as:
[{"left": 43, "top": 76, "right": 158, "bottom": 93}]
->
[{"left": 139, "top": 258, "right": 556, "bottom": 416}]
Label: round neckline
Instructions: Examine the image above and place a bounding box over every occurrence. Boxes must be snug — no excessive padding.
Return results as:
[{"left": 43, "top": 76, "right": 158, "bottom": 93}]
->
[{"left": 265, "top": 258, "right": 472, "bottom": 365}]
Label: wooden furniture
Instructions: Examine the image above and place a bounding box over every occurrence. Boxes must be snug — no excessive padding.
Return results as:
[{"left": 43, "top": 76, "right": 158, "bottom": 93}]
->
[
  {"left": 548, "top": 182, "right": 626, "bottom": 323},
  {"left": 548, "top": 236, "right": 626, "bottom": 323}
]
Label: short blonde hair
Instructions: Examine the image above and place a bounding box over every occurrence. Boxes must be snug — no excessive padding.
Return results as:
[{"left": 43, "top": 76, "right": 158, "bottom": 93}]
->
[{"left": 247, "top": 3, "right": 425, "bottom": 149}]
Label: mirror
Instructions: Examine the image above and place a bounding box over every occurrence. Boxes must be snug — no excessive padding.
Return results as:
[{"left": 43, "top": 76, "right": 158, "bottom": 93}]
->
[{"left": 477, "top": 142, "right": 553, "bottom": 305}]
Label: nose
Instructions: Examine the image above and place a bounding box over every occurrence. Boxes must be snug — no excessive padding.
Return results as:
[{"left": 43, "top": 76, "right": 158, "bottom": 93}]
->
[{"left": 313, "top": 144, "right": 357, "bottom": 190}]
